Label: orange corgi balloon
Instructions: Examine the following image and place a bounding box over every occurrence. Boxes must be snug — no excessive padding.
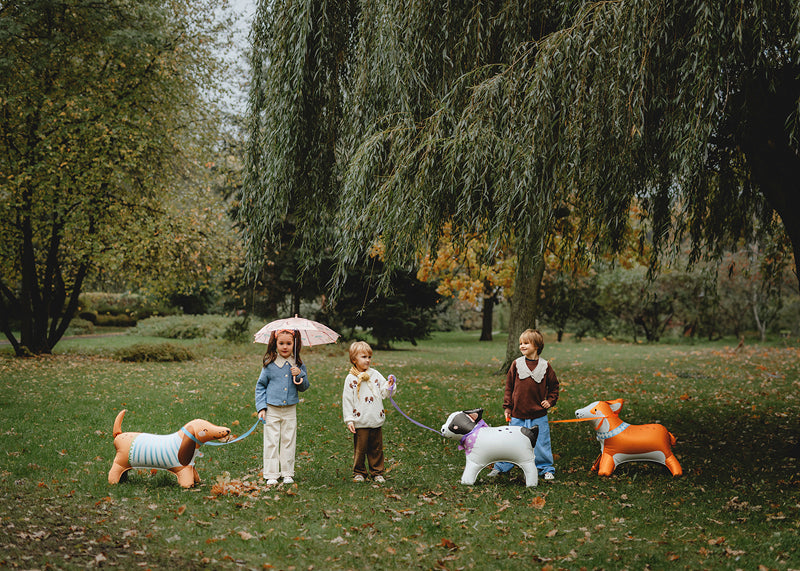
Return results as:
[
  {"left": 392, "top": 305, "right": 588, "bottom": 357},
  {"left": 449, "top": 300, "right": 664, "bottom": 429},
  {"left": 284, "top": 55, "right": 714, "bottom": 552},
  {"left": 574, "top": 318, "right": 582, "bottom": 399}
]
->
[{"left": 575, "top": 399, "right": 682, "bottom": 476}]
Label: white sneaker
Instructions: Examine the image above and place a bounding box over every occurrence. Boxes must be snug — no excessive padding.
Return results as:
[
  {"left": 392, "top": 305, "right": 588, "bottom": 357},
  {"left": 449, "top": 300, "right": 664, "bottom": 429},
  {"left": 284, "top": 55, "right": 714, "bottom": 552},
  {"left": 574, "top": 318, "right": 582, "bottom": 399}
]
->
[
  {"left": 543, "top": 472, "right": 555, "bottom": 481},
  {"left": 487, "top": 468, "right": 501, "bottom": 478},
  {"left": 353, "top": 474, "right": 365, "bottom": 482},
  {"left": 283, "top": 476, "right": 294, "bottom": 484},
  {"left": 374, "top": 475, "right": 386, "bottom": 483},
  {"left": 265, "top": 478, "right": 279, "bottom": 485}
]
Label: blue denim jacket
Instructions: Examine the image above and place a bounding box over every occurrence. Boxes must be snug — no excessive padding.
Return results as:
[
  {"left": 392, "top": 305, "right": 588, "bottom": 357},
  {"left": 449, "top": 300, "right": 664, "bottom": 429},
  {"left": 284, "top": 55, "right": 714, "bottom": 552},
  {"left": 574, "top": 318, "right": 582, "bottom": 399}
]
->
[{"left": 255, "top": 357, "right": 309, "bottom": 410}]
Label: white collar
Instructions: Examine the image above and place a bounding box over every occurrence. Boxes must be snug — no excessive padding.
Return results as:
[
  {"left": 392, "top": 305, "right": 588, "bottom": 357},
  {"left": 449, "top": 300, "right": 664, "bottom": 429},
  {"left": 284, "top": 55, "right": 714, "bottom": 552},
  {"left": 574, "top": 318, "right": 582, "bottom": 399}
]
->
[
  {"left": 274, "top": 356, "right": 296, "bottom": 368},
  {"left": 516, "top": 356, "right": 547, "bottom": 382}
]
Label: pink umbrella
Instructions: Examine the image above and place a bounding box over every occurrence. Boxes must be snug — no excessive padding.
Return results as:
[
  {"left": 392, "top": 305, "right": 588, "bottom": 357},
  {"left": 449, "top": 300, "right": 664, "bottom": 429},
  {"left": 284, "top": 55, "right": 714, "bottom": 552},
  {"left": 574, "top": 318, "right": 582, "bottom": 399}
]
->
[
  {"left": 253, "top": 315, "right": 340, "bottom": 347},
  {"left": 254, "top": 315, "right": 340, "bottom": 383}
]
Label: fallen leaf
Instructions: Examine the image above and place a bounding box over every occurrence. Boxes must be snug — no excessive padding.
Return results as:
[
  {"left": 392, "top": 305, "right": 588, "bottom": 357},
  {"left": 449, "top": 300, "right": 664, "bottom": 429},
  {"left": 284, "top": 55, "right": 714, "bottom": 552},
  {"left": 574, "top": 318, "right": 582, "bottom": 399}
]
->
[{"left": 529, "top": 496, "right": 546, "bottom": 509}]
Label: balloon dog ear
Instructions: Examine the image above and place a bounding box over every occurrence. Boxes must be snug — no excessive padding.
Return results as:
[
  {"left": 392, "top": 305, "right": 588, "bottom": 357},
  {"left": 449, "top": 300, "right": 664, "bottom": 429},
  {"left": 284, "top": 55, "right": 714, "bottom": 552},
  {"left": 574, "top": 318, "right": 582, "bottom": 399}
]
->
[
  {"left": 463, "top": 408, "right": 483, "bottom": 423},
  {"left": 178, "top": 425, "right": 197, "bottom": 466}
]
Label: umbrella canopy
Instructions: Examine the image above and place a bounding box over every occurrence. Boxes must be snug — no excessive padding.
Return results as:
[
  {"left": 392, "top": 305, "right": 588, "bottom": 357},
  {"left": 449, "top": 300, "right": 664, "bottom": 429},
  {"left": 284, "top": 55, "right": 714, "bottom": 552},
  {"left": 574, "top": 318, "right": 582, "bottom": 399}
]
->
[{"left": 253, "top": 315, "right": 340, "bottom": 346}]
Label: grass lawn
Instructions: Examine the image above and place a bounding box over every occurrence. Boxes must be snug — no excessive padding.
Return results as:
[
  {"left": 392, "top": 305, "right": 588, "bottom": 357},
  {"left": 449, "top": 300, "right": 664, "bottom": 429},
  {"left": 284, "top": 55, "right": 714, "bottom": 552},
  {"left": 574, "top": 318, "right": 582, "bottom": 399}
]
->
[{"left": 1, "top": 330, "right": 798, "bottom": 570}]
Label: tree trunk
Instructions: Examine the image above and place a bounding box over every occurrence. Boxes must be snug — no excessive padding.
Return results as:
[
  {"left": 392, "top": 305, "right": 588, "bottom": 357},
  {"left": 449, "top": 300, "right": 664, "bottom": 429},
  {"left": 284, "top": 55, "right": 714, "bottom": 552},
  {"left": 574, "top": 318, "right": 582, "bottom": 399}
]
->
[
  {"left": 0, "top": 287, "right": 23, "bottom": 355},
  {"left": 739, "top": 71, "right": 800, "bottom": 294},
  {"left": 291, "top": 289, "right": 301, "bottom": 317},
  {"left": 479, "top": 283, "right": 495, "bottom": 341},
  {"left": 18, "top": 213, "right": 52, "bottom": 355},
  {"left": 746, "top": 152, "right": 800, "bottom": 295},
  {"left": 500, "top": 257, "right": 545, "bottom": 373},
  {"left": 8, "top": 211, "right": 88, "bottom": 356},
  {"left": 746, "top": 240, "right": 769, "bottom": 342},
  {"left": 752, "top": 286, "right": 767, "bottom": 341}
]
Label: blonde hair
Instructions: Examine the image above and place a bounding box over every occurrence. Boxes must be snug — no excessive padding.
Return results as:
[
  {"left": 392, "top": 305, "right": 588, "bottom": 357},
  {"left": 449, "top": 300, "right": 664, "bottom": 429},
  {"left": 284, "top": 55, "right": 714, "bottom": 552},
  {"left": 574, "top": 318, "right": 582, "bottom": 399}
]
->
[
  {"left": 519, "top": 328, "right": 544, "bottom": 355},
  {"left": 349, "top": 341, "right": 373, "bottom": 364}
]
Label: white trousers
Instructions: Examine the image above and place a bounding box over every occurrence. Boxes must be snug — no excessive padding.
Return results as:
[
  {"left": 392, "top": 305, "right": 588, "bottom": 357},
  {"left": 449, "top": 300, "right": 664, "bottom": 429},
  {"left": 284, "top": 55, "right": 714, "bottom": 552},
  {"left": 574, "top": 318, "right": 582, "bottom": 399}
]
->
[{"left": 262, "top": 404, "right": 297, "bottom": 479}]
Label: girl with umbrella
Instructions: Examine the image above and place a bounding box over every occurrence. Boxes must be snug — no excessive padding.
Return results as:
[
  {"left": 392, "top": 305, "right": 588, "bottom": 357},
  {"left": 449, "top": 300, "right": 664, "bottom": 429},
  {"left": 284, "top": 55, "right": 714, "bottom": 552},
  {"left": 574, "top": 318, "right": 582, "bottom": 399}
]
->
[{"left": 254, "top": 329, "right": 309, "bottom": 485}]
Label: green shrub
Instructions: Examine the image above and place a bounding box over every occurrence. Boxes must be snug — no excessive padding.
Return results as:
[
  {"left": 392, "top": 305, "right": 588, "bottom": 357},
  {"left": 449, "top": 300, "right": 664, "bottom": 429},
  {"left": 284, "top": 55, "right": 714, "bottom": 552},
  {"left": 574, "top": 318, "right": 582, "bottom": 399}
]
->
[
  {"left": 222, "top": 315, "right": 251, "bottom": 343},
  {"left": 65, "top": 318, "right": 94, "bottom": 336},
  {"left": 78, "top": 292, "right": 176, "bottom": 323},
  {"left": 131, "top": 315, "right": 237, "bottom": 340},
  {"left": 95, "top": 313, "right": 137, "bottom": 327},
  {"left": 78, "top": 311, "right": 98, "bottom": 324},
  {"left": 113, "top": 342, "right": 195, "bottom": 362}
]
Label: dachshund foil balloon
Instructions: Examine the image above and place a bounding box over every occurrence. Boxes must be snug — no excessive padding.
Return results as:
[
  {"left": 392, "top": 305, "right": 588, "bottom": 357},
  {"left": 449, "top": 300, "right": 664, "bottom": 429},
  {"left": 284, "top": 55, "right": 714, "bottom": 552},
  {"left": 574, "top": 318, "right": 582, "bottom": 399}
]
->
[
  {"left": 108, "top": 409, "right": 230, "bottom": 488},
  {"left": 575, "top": 399, "right": 682, "bottom": 476}
]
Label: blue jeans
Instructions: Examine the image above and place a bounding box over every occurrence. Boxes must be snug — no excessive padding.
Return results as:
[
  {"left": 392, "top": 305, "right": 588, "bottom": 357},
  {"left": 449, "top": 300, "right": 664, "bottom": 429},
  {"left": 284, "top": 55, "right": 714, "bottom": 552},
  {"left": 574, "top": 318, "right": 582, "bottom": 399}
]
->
[{"left": 494, "top": 416, "right": 554, "bottom": 475}]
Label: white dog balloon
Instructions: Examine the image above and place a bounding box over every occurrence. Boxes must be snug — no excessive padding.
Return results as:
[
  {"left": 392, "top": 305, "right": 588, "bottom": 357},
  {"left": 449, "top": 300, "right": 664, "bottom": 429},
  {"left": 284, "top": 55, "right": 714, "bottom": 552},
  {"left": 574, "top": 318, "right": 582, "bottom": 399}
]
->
[{"left": 441, "top": 408, "right": 539, "bottom": 486}]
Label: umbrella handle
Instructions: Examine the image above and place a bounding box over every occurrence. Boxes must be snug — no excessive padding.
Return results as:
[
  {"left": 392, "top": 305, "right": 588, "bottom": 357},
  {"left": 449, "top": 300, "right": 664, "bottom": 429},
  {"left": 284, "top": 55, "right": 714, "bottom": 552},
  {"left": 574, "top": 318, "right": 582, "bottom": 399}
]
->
[{"left": 293, "top": 342, "right": 298, "bottom": 384}]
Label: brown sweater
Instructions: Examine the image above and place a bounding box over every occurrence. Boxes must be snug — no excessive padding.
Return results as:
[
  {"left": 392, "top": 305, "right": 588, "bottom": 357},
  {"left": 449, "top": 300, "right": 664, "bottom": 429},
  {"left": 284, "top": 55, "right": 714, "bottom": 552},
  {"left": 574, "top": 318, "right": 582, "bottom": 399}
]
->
[{"left": 503, "top": 358, "right": 560, "bottom": 420}]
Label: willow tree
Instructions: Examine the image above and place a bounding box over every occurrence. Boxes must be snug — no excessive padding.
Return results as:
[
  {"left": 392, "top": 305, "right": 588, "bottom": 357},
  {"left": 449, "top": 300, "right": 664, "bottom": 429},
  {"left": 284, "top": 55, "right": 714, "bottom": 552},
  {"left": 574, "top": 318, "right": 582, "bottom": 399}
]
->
[
  {"left": 245, "top": 1, "right": 800, "bottom": 365},
  {"left": 243, "top": 1, "right": 574, "bottom": 364},
  {"left": 335, "top": 0, "right": 800, "bottom": 365},
  {"left": 241, "top": 0, "right": 358, "bottom": 273},
  {"left": 0, "top": 0, "right": 230, "bottom": 355}
]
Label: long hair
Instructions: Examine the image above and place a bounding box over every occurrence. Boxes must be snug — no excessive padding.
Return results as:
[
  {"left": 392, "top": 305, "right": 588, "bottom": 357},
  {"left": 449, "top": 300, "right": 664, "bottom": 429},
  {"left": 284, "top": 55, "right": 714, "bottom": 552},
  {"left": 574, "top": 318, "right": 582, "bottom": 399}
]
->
[{"left": 262, "top": 329, "right": 303, "bottom": 367}]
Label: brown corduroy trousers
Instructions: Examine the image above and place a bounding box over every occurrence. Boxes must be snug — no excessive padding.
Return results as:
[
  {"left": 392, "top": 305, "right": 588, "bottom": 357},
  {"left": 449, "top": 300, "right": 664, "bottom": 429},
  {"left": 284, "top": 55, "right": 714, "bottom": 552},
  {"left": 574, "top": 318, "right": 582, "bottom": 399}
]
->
[{"left": 352, "top": 427, "right": 384, "bottom": 477}]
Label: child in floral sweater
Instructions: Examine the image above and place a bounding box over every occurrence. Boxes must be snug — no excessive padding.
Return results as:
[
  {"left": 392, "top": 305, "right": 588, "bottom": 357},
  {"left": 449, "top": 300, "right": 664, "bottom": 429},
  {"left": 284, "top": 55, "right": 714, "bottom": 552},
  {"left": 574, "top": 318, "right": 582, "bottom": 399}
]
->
[{"left": 342, "top": 341, "right": 396, "bottom": 482}]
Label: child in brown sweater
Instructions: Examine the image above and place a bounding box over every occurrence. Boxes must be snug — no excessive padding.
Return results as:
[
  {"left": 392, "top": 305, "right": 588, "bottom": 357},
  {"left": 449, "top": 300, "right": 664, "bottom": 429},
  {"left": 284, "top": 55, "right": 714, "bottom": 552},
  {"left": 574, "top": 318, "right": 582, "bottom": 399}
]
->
[{"left": 489, "top": 328, "right": 559, "bottom": 480}]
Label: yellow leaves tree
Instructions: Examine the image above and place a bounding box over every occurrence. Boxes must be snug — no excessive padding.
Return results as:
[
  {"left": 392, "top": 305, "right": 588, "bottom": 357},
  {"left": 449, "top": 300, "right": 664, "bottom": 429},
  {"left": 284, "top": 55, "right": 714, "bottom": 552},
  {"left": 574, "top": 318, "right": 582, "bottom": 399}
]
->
[{"left": 417, "top": 224, "right": 515, "bottom": 341}]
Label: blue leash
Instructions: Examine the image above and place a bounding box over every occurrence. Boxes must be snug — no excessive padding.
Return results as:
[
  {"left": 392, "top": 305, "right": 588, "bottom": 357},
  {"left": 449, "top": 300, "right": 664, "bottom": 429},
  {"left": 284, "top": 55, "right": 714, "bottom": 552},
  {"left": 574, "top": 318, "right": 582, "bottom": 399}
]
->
[{"left": 181, "top": 418, "right": 264, "bottom": 447}]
